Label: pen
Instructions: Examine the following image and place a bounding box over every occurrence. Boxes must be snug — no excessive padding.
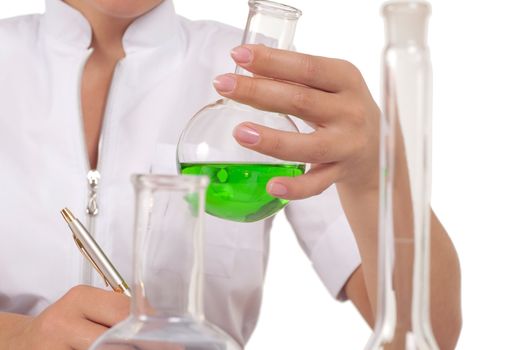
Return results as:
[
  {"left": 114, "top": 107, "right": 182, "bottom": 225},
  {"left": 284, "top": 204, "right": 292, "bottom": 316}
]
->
[{"left": 60, "top": 207, "right": 132, "bottom": 297}]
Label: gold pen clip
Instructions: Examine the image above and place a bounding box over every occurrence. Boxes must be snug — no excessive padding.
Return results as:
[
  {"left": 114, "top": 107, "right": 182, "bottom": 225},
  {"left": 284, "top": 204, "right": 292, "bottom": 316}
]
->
[{"left": 73, "top": 235, "right": 110, "bottom": 287}]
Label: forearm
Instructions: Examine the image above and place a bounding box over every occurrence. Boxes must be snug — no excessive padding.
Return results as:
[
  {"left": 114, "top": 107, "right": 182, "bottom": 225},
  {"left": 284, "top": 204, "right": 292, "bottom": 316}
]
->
[
  {"left": 0, "top": 312, "right": 30, "bottom": 348},
  {"left": 428, "top": 211, "right": 462, "bottom": 349},
  {"left": 338, "top": 184, "right": 462, "bottom": 349}
]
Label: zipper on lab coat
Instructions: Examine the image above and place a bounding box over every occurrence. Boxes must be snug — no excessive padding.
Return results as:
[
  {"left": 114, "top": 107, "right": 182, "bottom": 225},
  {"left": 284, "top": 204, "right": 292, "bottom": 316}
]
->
[{"left": 77, "top": 50, "right": 123, "bottom": 285}]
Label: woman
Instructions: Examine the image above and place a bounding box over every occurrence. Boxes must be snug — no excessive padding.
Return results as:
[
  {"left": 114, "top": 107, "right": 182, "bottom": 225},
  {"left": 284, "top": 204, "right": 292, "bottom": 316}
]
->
[{"left": 0, "top": 0, "right": 461, "bottom": 349}]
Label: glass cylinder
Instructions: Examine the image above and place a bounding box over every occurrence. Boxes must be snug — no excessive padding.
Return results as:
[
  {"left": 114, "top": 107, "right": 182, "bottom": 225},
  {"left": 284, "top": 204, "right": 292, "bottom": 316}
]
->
[
  {"left": 177, "top": 0, "right": 305, "bottom": 223},
  {"left": 365, "top": 1, "right": 438, "bottom": 349},
  {"left": 90, "top": 175, "right": 237, "bottom": 350}
]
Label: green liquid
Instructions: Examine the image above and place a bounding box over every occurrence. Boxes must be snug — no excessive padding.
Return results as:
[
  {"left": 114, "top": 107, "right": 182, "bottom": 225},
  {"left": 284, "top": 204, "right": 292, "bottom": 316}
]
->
[{"left": 180, "top": 163, "right": 305, "bottom": 223}]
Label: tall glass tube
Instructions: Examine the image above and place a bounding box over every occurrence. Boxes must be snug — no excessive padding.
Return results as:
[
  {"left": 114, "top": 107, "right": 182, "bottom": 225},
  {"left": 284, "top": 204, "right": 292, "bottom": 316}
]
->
[
  {"left": 177, "top": 0, "right": 305, "bottom": 223},
  {"left": 90, "top": 175, "right": 238, "bottom": 350},
  {"left": 365, "top": 1, "right": 438, "bottom": 349}
]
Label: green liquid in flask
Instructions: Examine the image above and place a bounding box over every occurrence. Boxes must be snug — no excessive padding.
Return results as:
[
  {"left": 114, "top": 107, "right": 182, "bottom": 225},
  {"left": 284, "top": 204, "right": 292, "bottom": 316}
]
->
[{"left": 180, "top": 163, "right": 305, "bottom": 222}]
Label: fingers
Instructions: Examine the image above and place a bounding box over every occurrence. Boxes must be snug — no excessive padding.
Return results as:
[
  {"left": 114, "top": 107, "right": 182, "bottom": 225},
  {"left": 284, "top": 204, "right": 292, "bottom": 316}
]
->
[
  {"left": 213, "top": 73, "right": 344, "bottom": 124},
  {"left": 268, "top": 164, "right": 340, "bottom": 200},
  {"left": 19, "top": 286, "right": 130, "bottom": 350},
  {"left": 230, "top": 44, "right": 362, "bottom": 92},
  {"left": 233, "top": 122, "right": 350, "bottom": 164},
  {"left": 61, "top": 285, "right": 130, "bottom": 327}
]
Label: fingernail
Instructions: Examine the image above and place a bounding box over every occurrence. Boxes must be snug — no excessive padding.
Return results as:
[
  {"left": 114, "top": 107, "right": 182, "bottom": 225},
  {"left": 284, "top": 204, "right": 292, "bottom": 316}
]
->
[
  {"left": 213, "top": 74, "right": 236, "bottom": 92},
  {"left": 268, "top": 182, "right": 288, "bottom": 196},
  {"left": 231, "top": 46, "right": 253, "bottom": 64},
  {"left": 233, "top": 124, "right": 260, "bottom": 145}
]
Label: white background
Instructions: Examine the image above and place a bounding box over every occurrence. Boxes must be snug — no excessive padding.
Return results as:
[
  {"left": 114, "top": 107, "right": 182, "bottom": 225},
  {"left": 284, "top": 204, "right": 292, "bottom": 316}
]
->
[{"left": 2, "top": 1, "right": 526, "bottom": 349}]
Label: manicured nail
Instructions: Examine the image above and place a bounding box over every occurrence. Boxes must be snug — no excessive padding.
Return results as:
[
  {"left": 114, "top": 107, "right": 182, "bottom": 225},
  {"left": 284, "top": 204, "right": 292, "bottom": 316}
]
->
[
  {"left": 268, "top": 182, "right": 288, "bottom": 196},
  {"left": 231, "top": 46, "right": 253, "bottom": 64},
  {"left": 233, "top": 124, "right": 260, "bottom": 145},
  {"left": 213, "top": 74, "right": 236, "bottom": 92}
]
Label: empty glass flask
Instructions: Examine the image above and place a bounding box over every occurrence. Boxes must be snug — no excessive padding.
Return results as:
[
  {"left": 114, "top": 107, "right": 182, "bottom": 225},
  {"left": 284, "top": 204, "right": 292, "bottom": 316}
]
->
[
  {"left": 365, "top": 2, "right": 439, "bottom": 349},
  {"left": 89, "top": 175, "right": 237, "bottom": 350},
  {"left": 177, "top": 0, "right": 305, "bottom": 223}
]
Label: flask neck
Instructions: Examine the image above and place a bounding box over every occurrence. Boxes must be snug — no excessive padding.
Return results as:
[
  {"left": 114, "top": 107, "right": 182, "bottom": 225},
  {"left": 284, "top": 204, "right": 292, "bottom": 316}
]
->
[
  {"left": 368, "top": 1, "right": 438, "bottom": 349},
  {"left": 383, "top": 1, "right": 430, "bottom": 47},
  {"left": 130, "top": 175, "right": 208, "bottom": 321},
  {"left": 235, "top": 0, "right": 301, "bottom": 76}
]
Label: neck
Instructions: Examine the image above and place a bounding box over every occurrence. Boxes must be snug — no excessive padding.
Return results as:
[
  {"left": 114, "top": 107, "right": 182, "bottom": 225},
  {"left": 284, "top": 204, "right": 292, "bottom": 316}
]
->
[{"left": 64, "top": 0, "right": 134, "bottom": 59}]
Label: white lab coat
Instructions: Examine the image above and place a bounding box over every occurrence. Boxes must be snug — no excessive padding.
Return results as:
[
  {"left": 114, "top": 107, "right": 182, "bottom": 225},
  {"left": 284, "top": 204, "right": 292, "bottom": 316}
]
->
[{"left": 0, "top": 0, "right": 361, "bottom": 346}]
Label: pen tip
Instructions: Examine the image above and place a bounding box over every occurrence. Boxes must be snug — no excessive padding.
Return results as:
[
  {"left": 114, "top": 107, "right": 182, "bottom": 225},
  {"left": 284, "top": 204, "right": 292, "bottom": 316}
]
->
[{"left": 60, "top": 208, "right": 75, "bottom": 223}]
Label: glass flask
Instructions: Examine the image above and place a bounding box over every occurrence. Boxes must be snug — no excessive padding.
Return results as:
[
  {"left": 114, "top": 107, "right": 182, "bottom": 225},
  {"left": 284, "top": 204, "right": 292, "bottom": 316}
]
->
[
  {"left": 365, "top": 1, "right": 439, "bottom": 350},
  {"left": 178, "top": 0, "right": 305, "bottom": 223},
  {"left": 90, "top": 174, "right": 238, "bottom": 350}
]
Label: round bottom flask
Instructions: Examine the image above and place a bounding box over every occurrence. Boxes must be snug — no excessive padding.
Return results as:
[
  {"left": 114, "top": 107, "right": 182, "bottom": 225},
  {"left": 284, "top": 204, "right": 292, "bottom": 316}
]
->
[
  {"left": 90, "top": 175, "right": 238, "bottom": 350},
  {"left": 178, "top": 1, "right": 305, "bottom": 223},
  {"left": 179, "top": 100, "right": 305, "bottom": 223}
]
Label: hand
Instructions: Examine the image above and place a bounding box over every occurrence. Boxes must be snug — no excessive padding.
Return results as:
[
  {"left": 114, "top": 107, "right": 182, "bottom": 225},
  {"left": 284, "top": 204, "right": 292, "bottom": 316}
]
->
[
  {"left": 7, "top": 285, "right": 129, "bottom": 350},
  {"left": 213, "top": 44, "right": 381, "bottom": 200}
]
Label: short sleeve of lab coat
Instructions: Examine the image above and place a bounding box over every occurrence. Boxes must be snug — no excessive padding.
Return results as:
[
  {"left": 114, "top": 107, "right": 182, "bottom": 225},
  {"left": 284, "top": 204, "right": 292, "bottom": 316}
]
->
[{"left": 284, "top": 184, "right": 362, "bottom": 300}]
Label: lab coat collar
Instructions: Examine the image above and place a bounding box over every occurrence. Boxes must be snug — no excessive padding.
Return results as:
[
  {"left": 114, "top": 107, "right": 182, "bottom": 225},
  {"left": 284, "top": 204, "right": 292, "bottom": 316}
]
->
[
  {"left": 42, "top": 0, "right": 92, "bottom": 50},
  {"left": 42, "top": 0, "right": 183, "bottom": 54}
]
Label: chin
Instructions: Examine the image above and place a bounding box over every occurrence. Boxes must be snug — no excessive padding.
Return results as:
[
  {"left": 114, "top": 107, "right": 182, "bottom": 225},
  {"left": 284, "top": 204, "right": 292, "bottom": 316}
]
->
[{"left": 87, "top": 0, "right": 164, "bottom": 19}]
